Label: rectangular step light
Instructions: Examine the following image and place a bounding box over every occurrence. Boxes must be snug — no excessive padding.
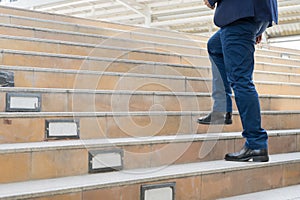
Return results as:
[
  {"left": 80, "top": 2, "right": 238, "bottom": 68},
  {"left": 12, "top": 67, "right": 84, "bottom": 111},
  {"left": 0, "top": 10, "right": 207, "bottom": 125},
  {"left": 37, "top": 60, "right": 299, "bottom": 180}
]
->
[
  {"left": 6, "top": 93, "right": 41, "bottom": 112},
  {"left": 45, "top": 119, "right": 80, "bottom": 139},
  {"left": 281, "top": 53, "right": 290, "bottom": 59},
  {"left": 141, "top": 182, "right": 176, "bottom": 200},
  {"left": 89, "top": 149, "right": 123, "bottom": 173}
]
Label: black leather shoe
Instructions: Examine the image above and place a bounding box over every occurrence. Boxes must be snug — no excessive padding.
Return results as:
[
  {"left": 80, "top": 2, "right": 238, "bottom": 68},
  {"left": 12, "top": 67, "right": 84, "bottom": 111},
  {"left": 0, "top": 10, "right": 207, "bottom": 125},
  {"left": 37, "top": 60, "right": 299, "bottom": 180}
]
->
[
  {"left": 224, "top": 112, "right": 232, "bottom": 124},
  {"left": 225, "top": 146, "right": 269, "bottom": 162},
  {"left": 197, "top": 112, "right": 232, "bottom": 125}
]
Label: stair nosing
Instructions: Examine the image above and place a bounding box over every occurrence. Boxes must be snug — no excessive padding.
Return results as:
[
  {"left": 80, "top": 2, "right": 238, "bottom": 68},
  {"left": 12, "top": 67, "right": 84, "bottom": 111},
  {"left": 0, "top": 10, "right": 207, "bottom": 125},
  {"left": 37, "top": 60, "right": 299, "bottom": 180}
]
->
[
  {"left": 1, "top": 34, "right": 299, "bottom": 63},
  {"left": 0, "top": 152, "right": 299, "bottom": 199},
  {"left": 2, "top": 65, "right": 300, "bottom": 86},
  {"left": 0, "top": 110, "right": 299, "bottom": 118},
  {"left": 0, "top": 13, "right": 208, "bottom": 45},
  {"left": 0, "top": 129, "right": 299, "bottom": 154},
  {"left": 2, "top": 48, "right": 300, "bottom": 74},
  {"left": 2, "top": 87, "right": 300, "bottom": 99}
]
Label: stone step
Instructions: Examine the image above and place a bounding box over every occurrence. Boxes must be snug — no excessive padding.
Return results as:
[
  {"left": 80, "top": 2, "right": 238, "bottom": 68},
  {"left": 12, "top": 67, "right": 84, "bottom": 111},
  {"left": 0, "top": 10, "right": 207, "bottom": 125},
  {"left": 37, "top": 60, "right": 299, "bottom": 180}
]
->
[
  {"left": 263, "top": 44, "right": 300, "bottom": 56},
  {"left": 0, "top": 29, "right": 300, "bottom": 75},
  {"left": 0, "top": 5, "right": 206, "bottom": 41},
  {"left": 0, "top": 111, "right": 299, "bottom": 144},
  {"left": 0, "top": 151, "right": 299, "bottom": 199},
  {"left": 257, "top": 46, "right": 300, "bottom": 60},
  {"left": 0, "top": 49, "right": 211, "bottom": 78},
  {"left": 0, "top": 11, "right": 299, "bottom": 60},
  {"left": 0, "top": 35, "right": 197, "bottom": 65},
  {"left": 0, "top": 14, "right": 207, "bottom": 49},
  {"left": 1, "top": 88, "right": 300, "bottom": 113},
  {"left": 219, "top": 184, "right": 300, "bottom": 200},
  {"left": 1, "top": 5, "right": 300, "bottom": 58},
  {"left": 0, "top": 129, "right": 299, "bottom": 184},
  {"left": 3, "top": 65, "right": 300, "bottom": 96},
  {"left": 1, "top": 49, "right": 300, "bottom": 83},
  {"left": 1, "top": 35, "right": 300, "bottom": 69},
  {"left": 1, "top": 22, "right": 300, "bottom": 70},
  {"left": 0, "top": 22, "right": 208, "bottom": 56},
  {"left": 1, "top": 19, "right": 300, "bottom": 64}
]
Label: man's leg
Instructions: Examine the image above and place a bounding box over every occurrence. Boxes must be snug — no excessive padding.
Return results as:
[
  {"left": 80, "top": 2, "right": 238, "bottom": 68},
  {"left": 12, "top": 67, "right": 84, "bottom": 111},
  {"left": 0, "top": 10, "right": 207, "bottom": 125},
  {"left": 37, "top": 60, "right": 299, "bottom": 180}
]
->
[
  {"left": 220, "top": 18, "right": 269, "bottom": 161},
  {"left": 210, "top": 56, "right": 232, "bottom": 114},
  {"left": 198, "top": 30, "right": 233, "bottom": 125}
]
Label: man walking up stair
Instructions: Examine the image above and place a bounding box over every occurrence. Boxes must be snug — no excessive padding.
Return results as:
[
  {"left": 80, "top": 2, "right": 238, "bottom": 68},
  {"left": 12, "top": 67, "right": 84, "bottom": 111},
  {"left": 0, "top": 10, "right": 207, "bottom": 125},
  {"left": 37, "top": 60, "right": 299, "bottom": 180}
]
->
[{"left": 202, "top": 0, "right": 278, "bottom": 162}]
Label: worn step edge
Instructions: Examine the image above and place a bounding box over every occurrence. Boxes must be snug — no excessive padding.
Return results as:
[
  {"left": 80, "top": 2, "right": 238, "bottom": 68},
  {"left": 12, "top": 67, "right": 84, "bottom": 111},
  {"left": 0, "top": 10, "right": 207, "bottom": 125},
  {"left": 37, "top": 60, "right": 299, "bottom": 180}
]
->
[
  {"left": 1, "top": 34, "right": 300, "bottom": 63},
  {"left": 2, "top": 65, "right": 300, "bottom": 88},
  {"left": 0, "top": 110, "right": 299, "bottom": 118},
  {"left": 0, "top": 22, "right": 206, "bottom": 55},
  {"left": 0, "top": 33, "right": 204, "bottom": 58},
  {"left": 0, "top": 5, "right": 196, "bottom": 37},
  {"left": 2, "top": 87, "right": 300, "bottom": 99},
  {"left": 0, "top": 13, "right": 207, "bottom": 46},
  {"left": 1, "top": 32, "right": 300, "bottom": 67},
  {"left": 2, "top": 49, "right": 300, "bottom": 75},
  {"left": 1, "top": 12, "right": 299, "bottom": 56},
  {"left": 0, "top": 129, "right": 299, "bottom": 154},
  {"left": 2, "top": 12, "right": 300, "bottom": 59},
  {"left": 218, "top": 184, "right": 300, "bottom": 200},
  {"left": 0, "top": 152, "right": 299, "bottom": 199}
]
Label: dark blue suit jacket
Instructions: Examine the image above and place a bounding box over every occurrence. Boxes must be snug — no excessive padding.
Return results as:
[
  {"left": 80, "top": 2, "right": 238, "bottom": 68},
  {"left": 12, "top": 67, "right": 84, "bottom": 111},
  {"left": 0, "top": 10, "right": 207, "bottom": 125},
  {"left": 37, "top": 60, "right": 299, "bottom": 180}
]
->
[{"left": 208, "top": 0, "right": 278, "bottom": 27}]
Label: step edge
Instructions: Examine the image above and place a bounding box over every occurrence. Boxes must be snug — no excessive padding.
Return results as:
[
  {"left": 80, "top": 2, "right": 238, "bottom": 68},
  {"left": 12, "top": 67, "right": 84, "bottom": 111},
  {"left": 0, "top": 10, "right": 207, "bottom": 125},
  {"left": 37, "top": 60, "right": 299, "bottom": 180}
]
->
[
  {"left": 0, "top": 129, "right": 299, "bottom": 154},
  {"left": 2, "top": 34, "right": 300, "bottom": 63},
  {"left": 0, "top": 152, "right": 299, "bottom": 199},
  {"left": 0, "top": 110, "right": 299, "bottom": 118}
]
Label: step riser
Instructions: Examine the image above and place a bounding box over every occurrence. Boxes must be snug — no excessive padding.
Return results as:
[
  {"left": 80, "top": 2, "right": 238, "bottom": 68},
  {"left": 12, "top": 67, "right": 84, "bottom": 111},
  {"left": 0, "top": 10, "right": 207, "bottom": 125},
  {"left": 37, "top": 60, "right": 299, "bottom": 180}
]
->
[
  {"left": 1, "top": 92, "right": 213, "bottom": 113},
  {"left": 0, "top": 5, "right": 205, "bottom": 41},
  {"left": 3, "top": 24, "right": 300, "bottom": 67},
  {"left": 255, "top": 63, "right": 300, "bottom": 75},
  {"left": 256, "top": 49, "right": 300, "bottom": 60},
  {"left": 7, "top": 69, "right": 300, "bottom": 95},
  {"left": 0, "top": 40, "right": 210, "bottom": 67},
  {"left": 256, "top": 56, "right": 300, "bottom": 67},
  {"left": 1, "top": 17, "right": 300, "bottom": 62},
  {"left": 0, "top": 15, "right": 207, "bottom": 48},
  {"left": 0, "top": 132, "right": 298, "bottom": 184},
  {"left": 3, "top": 25, "right": 300, "bottom": 66},
  {"left": 4, "top": 15, "right": 300, "bottom": 64},
  {"left": 0, "top": 113, "right": 300, "bottom": 144},
  {"left": 0, "top": 51, "right": 211, "bottom": 77},
  {"left": 0, "top": 6, "right": 155, "bottom": 34},
  {"left": 0, "top": 24, "right": 208, "bottom": 56},
  {"left": 254, "top": 72, "right": 300, "bottom": 83},
  {"left": 2, "top": 52, "right": 300, "bottom": 85},
  {"left": 2, "top": 37, "right": 300, "bottom": 73},
  {"left": 1, "top": 91, "right": 299, "bottom": 112},
  {"left": 11, "top": 161, "right": 300, "bottom": 200}
]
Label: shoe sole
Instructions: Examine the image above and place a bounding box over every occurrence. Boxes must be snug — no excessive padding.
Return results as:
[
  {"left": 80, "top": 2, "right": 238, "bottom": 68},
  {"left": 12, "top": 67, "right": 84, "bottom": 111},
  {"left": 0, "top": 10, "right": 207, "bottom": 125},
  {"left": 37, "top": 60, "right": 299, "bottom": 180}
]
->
[
  {"left": 225, "top": 155, "right": 269, "bottom": 162},
  {"left": 197, "top": 120, "right": 233, "bottom": 125}
]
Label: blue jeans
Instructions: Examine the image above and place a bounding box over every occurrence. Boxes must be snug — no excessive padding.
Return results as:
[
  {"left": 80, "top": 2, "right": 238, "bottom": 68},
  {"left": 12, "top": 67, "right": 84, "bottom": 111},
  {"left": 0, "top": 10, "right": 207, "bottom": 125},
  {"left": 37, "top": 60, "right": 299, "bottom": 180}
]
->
[{"left": 208, "top": 18, "right": 269, "bottom": 149}]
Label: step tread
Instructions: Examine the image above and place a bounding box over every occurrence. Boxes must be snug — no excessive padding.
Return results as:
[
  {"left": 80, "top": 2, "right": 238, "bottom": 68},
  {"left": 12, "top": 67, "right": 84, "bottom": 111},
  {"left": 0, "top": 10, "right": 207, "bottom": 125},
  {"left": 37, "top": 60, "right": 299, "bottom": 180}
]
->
[
  {"left": 0, "top": 13, "right": 206, "bottom": 45},
  {"left": 0, "top": 152, "right": 299, "bottom": 199},
  {"left": 1, "top": 34, "right": 300, "bottom": 62},
  {"left": 2, "top": 12, "right": 300, "bottom": 59},
  {"left": 0, "top": 129, "right": 299, "bottom": 153},
  {"left": 0, "top": 110, "right": 299, "bottom": 118},
  {"left": 2, "top": 87, "right": 300, "bottom": 98},
  {"left": 3, "top": 65, "right": 300, "bottom": 86},
  {"left": 1, "top": 34, "right": 300, "bottom": 65},
  {"left": 219, "top": 184, "right": 300, "bottom": 200}
]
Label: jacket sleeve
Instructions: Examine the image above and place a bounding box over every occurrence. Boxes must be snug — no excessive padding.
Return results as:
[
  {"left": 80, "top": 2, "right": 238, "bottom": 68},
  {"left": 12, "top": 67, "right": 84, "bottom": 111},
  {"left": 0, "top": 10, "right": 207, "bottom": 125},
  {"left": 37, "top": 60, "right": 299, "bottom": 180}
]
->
[{"left": 208, "top": 0, "right": 218, "bottom": 6}]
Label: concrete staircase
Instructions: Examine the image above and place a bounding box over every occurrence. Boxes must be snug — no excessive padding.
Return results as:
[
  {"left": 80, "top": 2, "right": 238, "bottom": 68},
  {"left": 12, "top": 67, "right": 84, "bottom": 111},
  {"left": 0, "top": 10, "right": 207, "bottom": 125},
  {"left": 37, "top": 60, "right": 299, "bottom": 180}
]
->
[{"left": 0, "top": 5, "right": 299, "bottom": 200}]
